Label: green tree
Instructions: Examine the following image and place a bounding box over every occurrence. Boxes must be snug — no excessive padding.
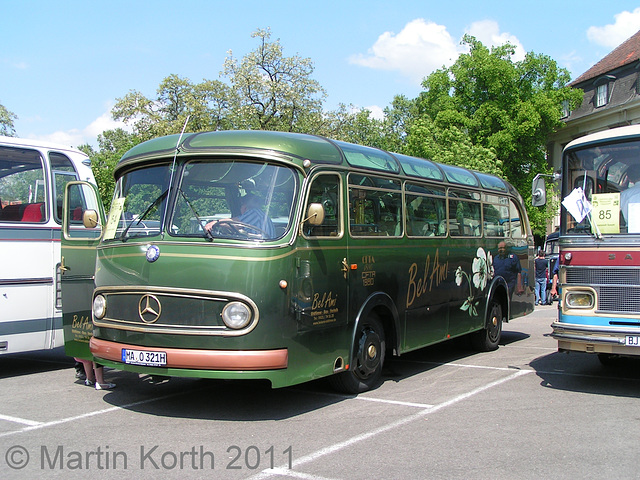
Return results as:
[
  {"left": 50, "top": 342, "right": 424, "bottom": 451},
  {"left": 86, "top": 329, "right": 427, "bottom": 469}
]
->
[
  {"left": 222, "top": 28, "right": 326, "bottom": 132},
  {"left": 112, "top": 75, "right": 232, "bottom": 141},
  {"left": 0, "top": 102, "right": 18, "bottom": 137},
  {"left": 112, "top": 28, "right": 328, "bottom": 138},
  {"left": 79, "top": 129, "right": 140, "bottom": 211},
  {"left": 407, "top": 35, "right": 582, "bottom": 234}
]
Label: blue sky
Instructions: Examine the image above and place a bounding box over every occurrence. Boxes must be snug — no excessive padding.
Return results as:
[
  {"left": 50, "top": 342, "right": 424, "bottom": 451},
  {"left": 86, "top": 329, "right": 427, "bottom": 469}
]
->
[{"left": 3, "top": 1, "right": 640, "bottom": 147}]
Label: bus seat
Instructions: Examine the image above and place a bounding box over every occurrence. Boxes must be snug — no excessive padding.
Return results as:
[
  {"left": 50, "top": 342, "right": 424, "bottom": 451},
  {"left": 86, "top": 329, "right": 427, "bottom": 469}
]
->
[
  {"left": 0, "top": 204, "right": 25, "bottom": 221},
  {"left": 22, "top": 203, "right": 44, "bottom": 222},
  {"left": 441, "top": 219, "right": 459, "bottom": 235},
  {"left": 72, "top": 206, "right": 83, "bottom": 220}
]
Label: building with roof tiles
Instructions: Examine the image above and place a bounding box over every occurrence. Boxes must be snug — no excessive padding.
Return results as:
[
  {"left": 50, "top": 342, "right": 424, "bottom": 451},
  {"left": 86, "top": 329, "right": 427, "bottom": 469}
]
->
[{"left": 546, "top": 30, "right": 640, "bottom": 229}]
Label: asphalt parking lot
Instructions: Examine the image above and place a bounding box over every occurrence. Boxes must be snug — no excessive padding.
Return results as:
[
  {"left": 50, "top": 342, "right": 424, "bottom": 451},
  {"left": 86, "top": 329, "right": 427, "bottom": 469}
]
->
[{"left": 1, "top": 303, "right": 639, "bottom": 480}]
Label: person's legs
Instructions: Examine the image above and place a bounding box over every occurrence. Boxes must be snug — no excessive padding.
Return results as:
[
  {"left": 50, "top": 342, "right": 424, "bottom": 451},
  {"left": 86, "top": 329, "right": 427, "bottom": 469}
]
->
[
  {"left": 74, "top": 358, "right": 95, "bottom": 384},
  {"left": 93, "top": 363, "right": 116, "bottom": 390}
]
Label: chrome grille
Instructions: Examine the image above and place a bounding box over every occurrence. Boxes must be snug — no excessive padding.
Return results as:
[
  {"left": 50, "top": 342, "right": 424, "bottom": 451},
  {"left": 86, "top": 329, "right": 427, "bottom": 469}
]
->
[
  {"left": 565, "top": 267, "right": 640, "bottom": 285},
  {"left": 598, "top": 286, "right": 640, "bottom": 313}
]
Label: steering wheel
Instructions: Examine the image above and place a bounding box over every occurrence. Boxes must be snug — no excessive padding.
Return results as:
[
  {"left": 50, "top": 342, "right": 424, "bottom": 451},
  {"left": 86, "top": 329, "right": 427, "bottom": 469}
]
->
[{"left": 205, "top": 219, "right": 269, "bottom": 238}]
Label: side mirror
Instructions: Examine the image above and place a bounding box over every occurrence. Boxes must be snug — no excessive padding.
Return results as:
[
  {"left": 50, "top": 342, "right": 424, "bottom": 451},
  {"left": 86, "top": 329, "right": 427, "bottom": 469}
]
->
[
  {"left": 532, "top": 175, "right": 547, "bottom": 207},
  {"left": 305, "top": 203, "right": 325, "bottom": 225},
  {"left": 83, "top": 209, "right": 99, "bottom": 228}
]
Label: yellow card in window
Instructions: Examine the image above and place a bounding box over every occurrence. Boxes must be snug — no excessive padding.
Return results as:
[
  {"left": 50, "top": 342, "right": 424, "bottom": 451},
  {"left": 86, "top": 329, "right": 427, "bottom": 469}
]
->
[
  {"left": 591, "top": 193, "right": 620, "bottom": 234},
  {"left": 103, "top": 197, "right": 125, "bottom": 240}
]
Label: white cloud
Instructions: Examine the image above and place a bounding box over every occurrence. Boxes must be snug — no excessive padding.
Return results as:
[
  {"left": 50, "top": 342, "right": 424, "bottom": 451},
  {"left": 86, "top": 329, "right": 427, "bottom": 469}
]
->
[
  {"left": 587, "top": 8, "right": 640, "bottom": 48},
  {"left": 84, "top": 110, "right": 128, "bottom": 141},
  {"left": 366, "top": 105, "right": 385, "bottom": 121},
  {"left": 350, "top": 18, "right": 526, "bottom": 84},
  {"left": 30, "top": 129, "right": 86, "bottom": 149},
  {"left": 349, "top": 19, "right": 462, "bottom": 84},
  {"left": 466, "top": 20, "right": 526, "bottom": 62},
  {"left": 27, "top": 106, "right": 129, "bottom": 148}
]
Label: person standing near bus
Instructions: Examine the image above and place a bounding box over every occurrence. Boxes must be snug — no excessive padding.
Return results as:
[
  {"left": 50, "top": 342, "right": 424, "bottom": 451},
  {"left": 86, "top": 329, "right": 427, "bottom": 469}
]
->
[
  {"left": 493, "top": 241, "right": 523, "bottom": 298},
  {"left": 534, "top": 249, "right": 547, "bottom": 305}
]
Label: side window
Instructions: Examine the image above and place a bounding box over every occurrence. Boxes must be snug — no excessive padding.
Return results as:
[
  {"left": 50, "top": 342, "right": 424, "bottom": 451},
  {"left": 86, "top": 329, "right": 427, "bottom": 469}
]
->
[
  {"left": 50, "top": 152, "right": 79, "bottom": 223},
  {"left": 448, "top": 190, "right": 481, "bottom": 237},
  {"left": 509, "top": 199, "right": 524, "bottom": 238},
  {"left": 0, "top": 146, "right": 46, "bottom": 223},
  {"left": 304, "top": 174, "right": 341, "bottom": 238},
  {"left": 349, "top": 174, "right": 402, "bottom": 237},
  {"left": 405, "top": 183, "right": 446, "bottom": 237},
  {"left": 483, "top": 195, "right": 509, "bottom": 238}
]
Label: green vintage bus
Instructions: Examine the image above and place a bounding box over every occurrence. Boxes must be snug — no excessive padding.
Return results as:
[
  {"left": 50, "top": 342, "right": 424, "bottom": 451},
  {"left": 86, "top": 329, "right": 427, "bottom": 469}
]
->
[{"left": 62, "top": 131, "right": 534, "bottom": 393}]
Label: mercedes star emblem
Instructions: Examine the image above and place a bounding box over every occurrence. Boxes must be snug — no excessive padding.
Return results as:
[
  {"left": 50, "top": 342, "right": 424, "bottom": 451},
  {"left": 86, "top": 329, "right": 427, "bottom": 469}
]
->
[{"left": 138, "top": 294, "right": 162, "bottom": 323}]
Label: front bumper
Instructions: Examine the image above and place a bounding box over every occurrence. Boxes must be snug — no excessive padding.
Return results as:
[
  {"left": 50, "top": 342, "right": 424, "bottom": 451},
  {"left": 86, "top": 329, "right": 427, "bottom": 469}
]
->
[
  {"left": 551, "top": 321, "right": 640, "bottom": 356},
  {"left": 90, "top": 337, "right": 288, "bottom": 370}
]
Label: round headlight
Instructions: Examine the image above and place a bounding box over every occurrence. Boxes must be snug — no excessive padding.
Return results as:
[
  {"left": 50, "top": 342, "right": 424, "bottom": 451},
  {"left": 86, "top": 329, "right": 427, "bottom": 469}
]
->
[
  {"left": 93, "top": 295, "right": 106, "bottom": 319},
  {"left": 221, "top": 302, "right": 252, "bottom": 329}
]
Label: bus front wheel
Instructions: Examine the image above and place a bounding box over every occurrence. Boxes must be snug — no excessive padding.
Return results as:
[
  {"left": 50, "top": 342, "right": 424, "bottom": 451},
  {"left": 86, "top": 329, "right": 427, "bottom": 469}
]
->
[
  {"left": 472, "top": 299, "right": 502, "bottom": 351},
  {"left": 330, "top": 314, "right": 385, "bottom": 394}
]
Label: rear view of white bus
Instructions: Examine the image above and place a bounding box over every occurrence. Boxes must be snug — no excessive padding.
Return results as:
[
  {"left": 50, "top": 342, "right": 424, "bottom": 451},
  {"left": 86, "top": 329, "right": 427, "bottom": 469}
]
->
[{"left": 0, "top": 136, "right": 95, "bottom": 354}]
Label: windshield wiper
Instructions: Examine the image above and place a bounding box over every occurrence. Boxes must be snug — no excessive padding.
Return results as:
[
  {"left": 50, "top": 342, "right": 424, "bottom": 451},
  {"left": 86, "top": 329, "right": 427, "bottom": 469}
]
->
[
  {"left": 178, "top": 189, "right": 214, "bottom": 240},
  {"left": 120, "top": 189, "right": 168, "bottom": 241}
]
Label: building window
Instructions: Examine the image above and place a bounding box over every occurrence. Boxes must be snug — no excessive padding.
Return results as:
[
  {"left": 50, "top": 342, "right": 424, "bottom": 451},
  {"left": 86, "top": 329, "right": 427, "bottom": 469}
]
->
[
  {"left": 596, "top": 83, "right": 608, "bottom": 107},
  {"left": 561, "top": 100, "right": 570, "bottom": 118}
]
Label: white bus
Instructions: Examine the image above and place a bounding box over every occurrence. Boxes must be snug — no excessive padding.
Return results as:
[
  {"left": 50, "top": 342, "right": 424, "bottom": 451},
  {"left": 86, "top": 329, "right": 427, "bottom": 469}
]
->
[{"left": 0, "top": 136, "right": 95, "bottom": 354}]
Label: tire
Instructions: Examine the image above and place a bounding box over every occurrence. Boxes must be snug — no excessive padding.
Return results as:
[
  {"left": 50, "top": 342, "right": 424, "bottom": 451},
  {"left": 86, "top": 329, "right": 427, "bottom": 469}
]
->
[
  {"left": 329, "top": 314, "right": 385, "bottom": 394},
  {"left": 471, "top": 299, "right": 503, "bottom": 351}
]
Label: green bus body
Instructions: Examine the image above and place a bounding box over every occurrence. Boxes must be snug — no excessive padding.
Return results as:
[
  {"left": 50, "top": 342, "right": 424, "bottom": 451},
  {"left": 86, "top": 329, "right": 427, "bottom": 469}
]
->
[{"left": 62, "top": 131, "right": 534, "bottom": 392}]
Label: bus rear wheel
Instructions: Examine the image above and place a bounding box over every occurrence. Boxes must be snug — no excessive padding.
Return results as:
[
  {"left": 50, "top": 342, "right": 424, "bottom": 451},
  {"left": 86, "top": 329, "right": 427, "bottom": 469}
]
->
[
  {"left": 471, "top": 299, "right": 502, "bottom": 351},
  {"left": 329, "top": 314, "right": 385, "bottom": 394}
]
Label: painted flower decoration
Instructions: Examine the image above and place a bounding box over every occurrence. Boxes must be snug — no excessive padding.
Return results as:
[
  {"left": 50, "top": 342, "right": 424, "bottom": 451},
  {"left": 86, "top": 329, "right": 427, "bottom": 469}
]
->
[
  {"left": 472, "top": 247, "right": 493, "bottom": 291},
  {"left": 455, "top": 266, "right": 464, "bottom": 286},
  {"left": 456, "top": 247, "right": 495, "bottom": 317}
]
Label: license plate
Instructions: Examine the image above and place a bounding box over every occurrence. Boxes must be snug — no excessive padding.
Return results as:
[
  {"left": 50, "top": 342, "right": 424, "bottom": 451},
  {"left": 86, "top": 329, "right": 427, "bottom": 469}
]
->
[
  {"left": 122, "top": 348, "right": 167, "bottom": 366},
  {"left": 625, "top": 336, "right": 640, "bottom": 347}
]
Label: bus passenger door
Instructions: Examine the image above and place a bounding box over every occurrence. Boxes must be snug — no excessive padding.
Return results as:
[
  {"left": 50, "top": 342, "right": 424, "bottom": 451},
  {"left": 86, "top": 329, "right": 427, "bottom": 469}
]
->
[
  {"left": 61, "top": 181, "right": 104, "bottom": 359},
  {"left": 294, "top": 174, "right": 349, "bottom": 336}
]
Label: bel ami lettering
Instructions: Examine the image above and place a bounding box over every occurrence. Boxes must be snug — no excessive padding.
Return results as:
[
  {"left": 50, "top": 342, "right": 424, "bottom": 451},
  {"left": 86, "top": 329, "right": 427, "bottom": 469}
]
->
[{"left": 406, "top": 250, "right": 449, "bottom": 308}]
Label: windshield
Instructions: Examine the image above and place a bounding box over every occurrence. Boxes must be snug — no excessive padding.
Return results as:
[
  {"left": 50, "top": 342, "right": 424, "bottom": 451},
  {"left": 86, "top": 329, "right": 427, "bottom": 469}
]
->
[
  {"left": 103, "top": 164, "right": 170, "bottom": 240},
  {"left": 103, "top": 160, "right": 297, "bottom": 242},
  {"left": 562, "top": 139, "right": 640, "bottom": 235}
]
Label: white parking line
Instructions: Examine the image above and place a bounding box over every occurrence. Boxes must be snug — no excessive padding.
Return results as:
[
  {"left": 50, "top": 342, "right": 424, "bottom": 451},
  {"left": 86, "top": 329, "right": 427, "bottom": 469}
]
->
[
  {"left": 401, "top": 358, "right": 536, "bottom": 372},
  {"left": 267, "top": 469, "right": 344, "bottom": 480},
  {"left": 0, "top": 389, "right": 200, "bottom": 439},
  {"left": 0, "top": 414, "right": 42, "bottom": 427},
  {"left": 248, "top": 369, "right": 532, "bottom": 480},
  {"left": 355, "top": 396, "right": 434, "bottom": 408}
]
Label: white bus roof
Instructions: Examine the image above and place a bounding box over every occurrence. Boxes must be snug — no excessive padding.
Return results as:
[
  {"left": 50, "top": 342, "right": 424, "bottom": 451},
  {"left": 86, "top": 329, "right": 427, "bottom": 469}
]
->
[
  {"left": 0, "top": 135, "right": 87, "bottom": 156},
  {"left": 565, "top": 125, "right": 640, "bottom": 151}
]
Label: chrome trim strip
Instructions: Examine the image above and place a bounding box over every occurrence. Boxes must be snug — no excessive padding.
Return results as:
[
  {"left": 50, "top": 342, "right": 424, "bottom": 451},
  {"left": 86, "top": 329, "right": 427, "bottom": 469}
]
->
[
  {"left": 0, "top": 277, "right": 53, "bottom": 286},
  {"left": 551, "top": 332, "right": 624, "bottom": 345}
]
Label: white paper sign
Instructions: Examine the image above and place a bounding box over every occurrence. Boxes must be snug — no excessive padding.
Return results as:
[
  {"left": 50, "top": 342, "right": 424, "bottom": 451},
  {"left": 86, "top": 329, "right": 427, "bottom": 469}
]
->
[{"left": 562, "top": 187, "right": 592, "bottom": 223}]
